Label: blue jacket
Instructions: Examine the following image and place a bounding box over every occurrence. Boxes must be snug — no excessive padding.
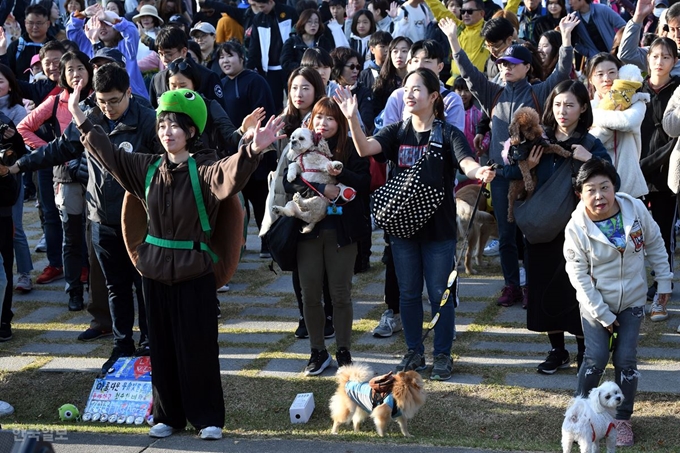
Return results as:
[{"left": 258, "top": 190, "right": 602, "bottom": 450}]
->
[{"left": 573, "top": 3, "right": 625, "bottom": 58}]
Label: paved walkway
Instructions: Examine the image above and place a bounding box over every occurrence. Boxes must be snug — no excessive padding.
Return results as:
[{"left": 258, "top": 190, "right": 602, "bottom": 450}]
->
[{"left": 1, "top": 205, "right": 680, "bottom": 451}]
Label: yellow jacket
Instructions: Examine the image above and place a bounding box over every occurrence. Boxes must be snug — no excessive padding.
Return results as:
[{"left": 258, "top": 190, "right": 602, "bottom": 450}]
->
[{"left": 423, "top": 0, "right": 521, "bottom": 84}]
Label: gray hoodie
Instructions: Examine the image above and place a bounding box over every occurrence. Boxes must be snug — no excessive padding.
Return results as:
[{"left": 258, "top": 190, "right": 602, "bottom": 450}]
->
[{"left": 452, "top": 46, "right": 574, "bottom": 166}]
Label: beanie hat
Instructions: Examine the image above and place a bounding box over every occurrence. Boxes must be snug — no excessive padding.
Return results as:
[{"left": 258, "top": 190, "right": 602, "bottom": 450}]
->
[{"left": 156, "top": 89, "right": 207, "bottom": 135}]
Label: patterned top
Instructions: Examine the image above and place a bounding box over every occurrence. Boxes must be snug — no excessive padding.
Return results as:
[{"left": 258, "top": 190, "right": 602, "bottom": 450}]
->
[{"left": 594, "top": 211, "right": 626, "bottom": 253}]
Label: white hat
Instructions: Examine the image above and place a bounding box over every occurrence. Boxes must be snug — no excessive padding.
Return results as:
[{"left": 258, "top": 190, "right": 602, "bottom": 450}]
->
[
  {"left": 132, "top": 5, "right": 164, "bottom": 26},
  {"left": 190, "top": 21, "right": 216, "bottom": 36}
]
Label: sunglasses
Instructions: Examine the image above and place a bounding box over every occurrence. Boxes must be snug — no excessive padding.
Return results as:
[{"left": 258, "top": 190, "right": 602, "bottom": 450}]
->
[
  {"left": 460, "top": 8, "right": 480, "bottom": 15},
  {"left": 344, "top": 64, "right": 361, "bottom": 70},
  {"left": 167, "top": 59, "right": 190, "bottom": 74}
]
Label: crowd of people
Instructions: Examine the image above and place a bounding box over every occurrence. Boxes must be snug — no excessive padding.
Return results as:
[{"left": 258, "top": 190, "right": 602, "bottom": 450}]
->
[{"left": 0, "top": 0, "right": 677, "bottom": 445}]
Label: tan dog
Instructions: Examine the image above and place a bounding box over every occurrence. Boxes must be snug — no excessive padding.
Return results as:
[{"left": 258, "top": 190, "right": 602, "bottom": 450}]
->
[
  {"left": 272, "top": 128, "right": 344, "bottom": 234},
  {"left": 505, "top": 107, "right": 572, "bottom": 222},
  {"left": 455, "top": 184, "right": 497, "bottom": 274},
  {"left": 330, "top": 363, "right": 426, "bottom": 437}
]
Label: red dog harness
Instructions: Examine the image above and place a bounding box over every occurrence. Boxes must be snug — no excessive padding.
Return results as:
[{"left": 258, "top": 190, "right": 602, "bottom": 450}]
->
[{"left": 591, "top": 422, "right": 616, "bottom": 441}]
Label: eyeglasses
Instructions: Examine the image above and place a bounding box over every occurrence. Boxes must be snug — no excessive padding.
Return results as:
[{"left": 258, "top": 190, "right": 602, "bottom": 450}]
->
[
  {"left": 25, "top": 20, "right": 48, "bottom": 27},
  {"left": 344, "top": 64, "right": 361, "bottom": 70},
  {"left": 96, "top": 93, "right": 126, "bottom": 108},
  {"left": 306, "top": 20, "right": 319, "bottom": 25},
  {"left": 485, "top": 41, "right": 507, "bottom": 52},
  {"left": 460, "top": 8, "right": 480, "bottom": 15},
  {"left": 167, "top": 59, "right": 189, "bottom": 74}
]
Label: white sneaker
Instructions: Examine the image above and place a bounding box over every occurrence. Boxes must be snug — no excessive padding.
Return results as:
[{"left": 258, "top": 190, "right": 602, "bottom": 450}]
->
[
  {"left": 677, "top": 324, "right": 680, "bottom": 334},
  {"left": 519, "top": 266, "right": 526, "bottom": 287},
  {"left": 483, "top": 239, "right": 499, "bottom": 256},
  {"left": 372, "top": 309, "right": 402, "bottom": 338},
  {"left": 199, "top": 426, "right": 222, "bottom": 440},
  {"left": 649, "top": 302, "right": 669, "bottom": 322},
  {"left": 15, "top": 273, "right": 33, "bottom": 293},
  {"left": 149, "top": 423, "right": 175, "bottom": 438},
  {"left": 217, "top": 284, "right": 230, "bottom": 293},
  {"left": 0, "top": 401, "right": 14, "bottom": 416},
  {"left": 34, "top": 236, "right": 46, "bottom": 253}
]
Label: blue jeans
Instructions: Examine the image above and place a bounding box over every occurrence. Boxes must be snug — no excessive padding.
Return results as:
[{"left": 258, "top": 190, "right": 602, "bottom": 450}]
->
[
  {"left": 12, "top": 184, "right": 33, "bottom": 275},
  {"left": 37, "top": 168, "right": 62, "bottom": 268},
  {"left": 576, "top": 306, "right": 643, "bottom": 421},
  {"left": 490, "top": 176, "right": 520, "bottom": 287},
  {"left": 91, "top": 222, "right": 146, "bottom": 350},
  {"left": 390, "top": 237, "right": 456, "bottom": 357}
]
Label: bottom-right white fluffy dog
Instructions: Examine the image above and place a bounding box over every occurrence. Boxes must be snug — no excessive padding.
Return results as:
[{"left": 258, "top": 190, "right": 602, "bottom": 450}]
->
[{"left": 561, "top": 381, "right": 624, "bottom": 453}]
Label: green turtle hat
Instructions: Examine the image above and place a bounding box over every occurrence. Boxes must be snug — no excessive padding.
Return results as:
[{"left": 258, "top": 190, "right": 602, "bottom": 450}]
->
[{"left": 156, "top": 89, "right": 207, "bottom": 135}]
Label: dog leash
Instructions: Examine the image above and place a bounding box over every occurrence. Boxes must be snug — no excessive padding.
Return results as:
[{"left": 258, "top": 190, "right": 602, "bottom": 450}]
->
[{"left": 402, "top": 162, "right": 500, "bottom": 371}]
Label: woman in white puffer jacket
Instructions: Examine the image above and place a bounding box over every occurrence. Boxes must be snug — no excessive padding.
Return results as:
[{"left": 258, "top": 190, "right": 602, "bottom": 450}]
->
[{"left": 586, "top": 53, "right": 648, "bottom": 199}]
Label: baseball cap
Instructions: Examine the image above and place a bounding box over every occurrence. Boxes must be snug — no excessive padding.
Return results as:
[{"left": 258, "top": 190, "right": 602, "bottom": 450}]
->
[
  {"left": 190, "top": 22, "right": 216, "bottom": 37},
  {"left": 237, "top": 0, "right": 249, "bottom": 8},
  {"left": 24, "top": 54, "right": 42, "bottom": 73},
  {"left": 157, "top": 89, "right": 207, "bottom": 134},
  {"left": 495, "top": 45, "right": 532, "bottom": 65},
  {"left": 90, "top": 47, "right": 126, "bottom": 66},
  {"left": 168, "top": 14, "right": 190, "bottom": 27},
  {"left": 654, "top": 0, "right": 669, "bottom": 17}
]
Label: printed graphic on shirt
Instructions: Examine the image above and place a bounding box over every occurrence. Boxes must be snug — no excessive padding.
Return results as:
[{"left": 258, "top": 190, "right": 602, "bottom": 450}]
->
[
  {"left": 566, "top": 248, "right": 578, "bottom": 262},
  {"left": 594, "top": 211, "right": 626, "bottom": 253},
  {"left": 629, "top": 218, "right": 644, "bottom": 253},
  {"left": 397, "top": 144, "right": 427, "bottom": 168},
  {"left": 120, "top": 142, "right": 133, "bottom": 153}
]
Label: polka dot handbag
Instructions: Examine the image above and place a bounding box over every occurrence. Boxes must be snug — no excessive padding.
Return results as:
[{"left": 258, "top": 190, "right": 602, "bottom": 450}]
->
[{"left": 372, "top": 119, "right": 445, "bottom": 239}]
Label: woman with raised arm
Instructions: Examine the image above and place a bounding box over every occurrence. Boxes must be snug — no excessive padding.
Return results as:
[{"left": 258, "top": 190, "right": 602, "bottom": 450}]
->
[
  {"left": 334, "top": 69, "right": 495, "bottom": 381},
  {"left": 67, "top": 80, "right": 285, "bottom": 441},
  {"left": 440, "top": 14, "right": 578, "bottom": 309}
]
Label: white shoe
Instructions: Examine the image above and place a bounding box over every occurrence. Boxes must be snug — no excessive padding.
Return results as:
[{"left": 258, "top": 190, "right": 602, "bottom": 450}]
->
[
  {"left": 199, "top": 426, "right": 222, "bottom": 440},
  {"left": 677, "top": 324, "right": 680, "bottom": 334},
  {"left": 0, "top": 401, "right": 14, "bottom": 417},
  {"left": 149, "top": 423, "right": 175, "bottom": 438},
  {"left": 217, "top": 284, "right": 230, "bottom": 293},
  {"left": 649, "top": 301, "right": 669, "bottom": 322},
  {"left": 34, "top": 236, "right": 46, "bottom": 253},
  {"left": 15, "top": 273, "right": 33, "bottom": 293},
  {"left": 519, "top": 266, "right": 526, "bottom": 287},
  {"left": 483, "top": 239, "right": 499, "bottom": 256}
]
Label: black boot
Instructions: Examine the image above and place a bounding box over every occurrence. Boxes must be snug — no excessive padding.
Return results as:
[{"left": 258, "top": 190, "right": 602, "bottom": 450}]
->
[{"left": 68, "top": 287, "right": 84, "bottom": 311}]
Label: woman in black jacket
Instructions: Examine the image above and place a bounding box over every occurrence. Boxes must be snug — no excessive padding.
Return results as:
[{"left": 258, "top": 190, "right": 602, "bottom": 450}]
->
[
  {"left": 166, "top": 57, "right": 263, "bottom": 157},
  {"left": 283, "top": 96, "right": 370, "bottom": 376},
  {"left": 281, "top": 9, "right": 335, "bottom": 82}
]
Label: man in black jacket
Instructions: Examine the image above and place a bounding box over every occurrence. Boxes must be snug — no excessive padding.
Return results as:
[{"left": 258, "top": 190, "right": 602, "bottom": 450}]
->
[
  {"left": 247, "top": 0, "right": 298, "bottom": 114},
  {"left": 149, "top": 26, "right": 225, "bottom": 109},
  {"left": 0, "top": 4, "right": 55, "bottom": 81},
  {"left": 9, "top": 64, "right": 161, "bottom": 373}
]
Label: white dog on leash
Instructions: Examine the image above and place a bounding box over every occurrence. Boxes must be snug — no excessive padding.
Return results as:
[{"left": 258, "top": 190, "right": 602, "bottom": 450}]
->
[
  {"left": 561, "top": 381, "right": 623, "bottom": 453},
  {"left": 272, "top": 128, "right": 346, "bottom": 233}
]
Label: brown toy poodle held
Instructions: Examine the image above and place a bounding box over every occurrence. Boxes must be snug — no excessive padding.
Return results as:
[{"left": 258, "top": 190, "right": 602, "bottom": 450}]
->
[{"left": 506, "top": 107, "right": 572, "bottom": 222}]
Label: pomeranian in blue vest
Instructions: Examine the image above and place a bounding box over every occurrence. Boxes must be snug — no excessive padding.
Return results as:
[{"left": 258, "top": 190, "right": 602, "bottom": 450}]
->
[{"left": 329, "top": 363, "right": 426, "bottom": 437}]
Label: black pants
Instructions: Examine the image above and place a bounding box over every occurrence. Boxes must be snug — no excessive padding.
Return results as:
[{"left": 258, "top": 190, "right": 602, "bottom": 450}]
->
[
  {"left": 92, "top": 222, "right": 147, "bottom": 350},
  {"left": 646, "top": 192, "right": 677, "bottom": 270},
  {"left": 144, "top": 272, "right": 225, "bottom": 430},
  {"left": 0, "top": 216, "right": 14, "bottom": 325}
]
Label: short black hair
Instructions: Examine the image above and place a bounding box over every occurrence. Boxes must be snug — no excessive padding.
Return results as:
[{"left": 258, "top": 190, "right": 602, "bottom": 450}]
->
[
  {"left": 481, "top": 17, "right": 515, "bottom": 42},
  {"left": 301, "top": 46, "right": 333, "bottom": 68},
  {"left": 452, "top": 75, "right": 469, "bottom": 92},
  {"left": 462, "top": 0, "right": 484, "bottom": 10},
  {"left": 187, "top": 41, "right": 202, "bottom": 63},
  {"left": 92, "top": 62, "right": 130, "bottom": 93},
  {"left": 409, "top": 40, "right": 445, "bottom": 63},
  {"left": 330, "top": 47, "right": 362, "bottom": 81},
  {"left": 369, "top": 30, "right": 392, "bottom": 48},
  {"left": 156, "top": 26, "right": 189, "bottom": 51},
  {"left": 167, "top": 57, "right": 201, "bottom": 88},
  {"left": 25, "top": 3, "right": 49, "bottom": 18},
  {"left": 219, "top": 40, "right": 246, "bottom": 63},
  {"left": 157, "top": 111, "right": 200, "bottom": 149},
  {"left": 39, "top": 40, "right": 66, "bottom": 60},
  {"left": 296, "top": 0, "right": 317, "bottom": 15},
  {"left": 573, "top": 158, "right": 618, "bottom": 193},
  {"left": 60, "top": 40, "right": 79, "bottom": 53}
]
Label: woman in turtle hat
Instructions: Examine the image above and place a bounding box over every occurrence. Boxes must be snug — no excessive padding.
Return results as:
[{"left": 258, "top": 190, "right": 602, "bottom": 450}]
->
[{"left": 67, "top": 83, "right": 285, "bottom": 440}]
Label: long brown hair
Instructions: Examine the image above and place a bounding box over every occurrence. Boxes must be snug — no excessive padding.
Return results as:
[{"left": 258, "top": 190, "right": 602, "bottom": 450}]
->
[
  {"left": 308, "top": 97, "right": 349, "bottom": 161},
  {"left": 282, "top": 67, "right": 325, "bottom": 136}
]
